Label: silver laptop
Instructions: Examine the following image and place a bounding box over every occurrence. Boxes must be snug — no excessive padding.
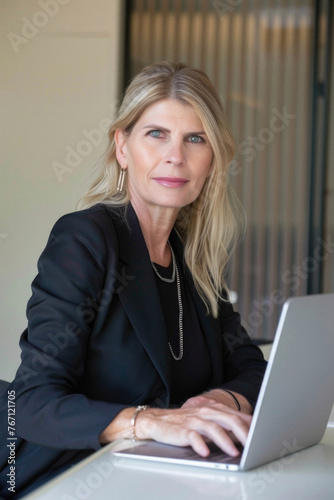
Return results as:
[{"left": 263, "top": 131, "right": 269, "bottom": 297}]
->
[{"left": 115, "top": 294, "right": 334, "bottom": 471}]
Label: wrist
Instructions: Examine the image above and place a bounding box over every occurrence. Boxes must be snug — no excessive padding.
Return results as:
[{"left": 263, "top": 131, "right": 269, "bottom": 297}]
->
[
  {"left": 130, "top": 405, "right": 149, "bottom": 441},
  {"left": 99, "top": 407, "right": 135, "bottom": 444},
  {"left": 220, "top": 389, "right": 241, "bottom": 411},
  {"left": 133, "top": 407, "right": 166, "bottom": 441},
  {"left": 206, "top": 389, "right": 253, "bottom": 414},
  {"left": 202, "top": 389, "right": 241, "bottom": 411}
]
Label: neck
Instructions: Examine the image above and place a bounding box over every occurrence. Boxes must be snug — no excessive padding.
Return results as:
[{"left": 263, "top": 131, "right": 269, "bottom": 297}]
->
[{"left": 130, "top": 196, "right": 179, "bottom": 266}]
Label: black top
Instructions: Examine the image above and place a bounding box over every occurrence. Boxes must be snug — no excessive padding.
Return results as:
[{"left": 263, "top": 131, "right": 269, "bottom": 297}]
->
[{"left": 152, "top": 254, "right": 211, "bottom": 406}]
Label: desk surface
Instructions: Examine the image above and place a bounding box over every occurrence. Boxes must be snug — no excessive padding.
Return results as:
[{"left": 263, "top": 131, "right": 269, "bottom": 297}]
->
[{"left": 24, "top": 422, "right": 334, "bottom": 500}]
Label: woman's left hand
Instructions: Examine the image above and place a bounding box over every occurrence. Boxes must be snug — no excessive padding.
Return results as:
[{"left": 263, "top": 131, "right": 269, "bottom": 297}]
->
[
  {"left": 181, "top": 388, "right": 253, "bottom": 414},
  {"left": 181, "top": 389, "right": 253, "bottom": 445}
]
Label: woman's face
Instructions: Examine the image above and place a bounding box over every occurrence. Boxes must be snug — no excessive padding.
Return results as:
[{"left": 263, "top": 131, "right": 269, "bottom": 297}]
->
[{"left": 115, "top": 98, "right": 213, "bottom": 213}]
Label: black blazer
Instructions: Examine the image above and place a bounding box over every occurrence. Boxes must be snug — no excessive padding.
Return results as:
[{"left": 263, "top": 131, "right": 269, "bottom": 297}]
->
[{"left": 0, "top": 203, "right": 266, "bottom": 497}]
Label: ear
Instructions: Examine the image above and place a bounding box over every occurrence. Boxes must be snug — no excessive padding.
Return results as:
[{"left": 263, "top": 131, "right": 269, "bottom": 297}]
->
[{"left": 114, "top": 129, "right": 128, "bottom": 166}]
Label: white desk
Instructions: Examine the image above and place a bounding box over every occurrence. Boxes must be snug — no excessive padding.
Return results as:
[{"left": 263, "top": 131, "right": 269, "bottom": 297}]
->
[{"left": 23, "top": 422, "right": 334, "bottom": 500}]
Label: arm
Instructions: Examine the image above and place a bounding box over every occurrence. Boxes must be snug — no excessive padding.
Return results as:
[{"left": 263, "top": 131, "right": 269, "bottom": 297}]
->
[{"left": 14, "top": 208, "right": 127, "bottom": 451}]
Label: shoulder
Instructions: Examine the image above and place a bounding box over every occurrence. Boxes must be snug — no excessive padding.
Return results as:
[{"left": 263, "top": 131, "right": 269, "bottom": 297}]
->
[
  {"left": 50, "top": 203, "right": 129, "bottom": 242},
  {"left": 54, "top": 203, "right": 123, "bottom": 230},
  {"left": 41, "top": 204, "right": 130, "bottom": 266}
]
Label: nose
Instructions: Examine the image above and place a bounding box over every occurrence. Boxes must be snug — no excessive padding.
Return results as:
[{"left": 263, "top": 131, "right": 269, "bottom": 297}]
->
[{"left": 164, "top": 139, "right": 185, "bottom": 166}]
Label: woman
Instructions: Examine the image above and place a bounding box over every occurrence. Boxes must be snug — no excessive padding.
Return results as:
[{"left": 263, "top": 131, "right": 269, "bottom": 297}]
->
[{"left": 0, "top": 61, "right": 267, "bottom": 498}]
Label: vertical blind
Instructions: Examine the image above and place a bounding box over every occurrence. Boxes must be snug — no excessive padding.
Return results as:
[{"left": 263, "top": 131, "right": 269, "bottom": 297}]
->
[{"left": 126, "top": 0, "right": 314, "bottom": 340}]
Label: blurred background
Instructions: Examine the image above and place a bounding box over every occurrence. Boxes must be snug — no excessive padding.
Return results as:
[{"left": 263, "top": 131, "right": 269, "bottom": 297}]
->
[{"left": 1, "top": 0, "right": 333, "bottom": 381}]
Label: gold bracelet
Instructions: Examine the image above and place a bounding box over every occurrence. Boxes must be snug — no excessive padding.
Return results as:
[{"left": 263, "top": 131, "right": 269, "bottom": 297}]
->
[{"left": 130, "top": 405, "right": 148, "bottom": 441}]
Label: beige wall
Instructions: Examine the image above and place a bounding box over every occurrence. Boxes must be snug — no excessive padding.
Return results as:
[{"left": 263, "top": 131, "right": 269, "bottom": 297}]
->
[{"left": 0, "top": 0, "right": 124, "bottom": 380}]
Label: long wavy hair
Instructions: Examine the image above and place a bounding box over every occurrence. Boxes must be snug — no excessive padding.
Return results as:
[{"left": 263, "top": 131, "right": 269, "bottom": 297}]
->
[{"left": 77, "top": 61, "right": 245, "bottom": 317}]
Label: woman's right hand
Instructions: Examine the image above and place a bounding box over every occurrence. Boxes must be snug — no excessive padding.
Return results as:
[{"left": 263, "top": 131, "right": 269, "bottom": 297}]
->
[{"left": 134, "top": 403, "right": 252, "bottom": 457}]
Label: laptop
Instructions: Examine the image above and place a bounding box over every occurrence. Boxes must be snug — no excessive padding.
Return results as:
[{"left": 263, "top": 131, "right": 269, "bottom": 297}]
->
[{"left": 114, "top": 294, "right": 334, "bottom": 471}]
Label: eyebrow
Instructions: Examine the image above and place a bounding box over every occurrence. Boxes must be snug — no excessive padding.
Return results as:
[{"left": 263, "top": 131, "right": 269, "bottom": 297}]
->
[{"left": 143, "top": 124, "right": 207, "bottom": 135}]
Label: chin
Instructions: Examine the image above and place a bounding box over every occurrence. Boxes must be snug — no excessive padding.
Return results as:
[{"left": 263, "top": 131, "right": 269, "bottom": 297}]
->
[{"left": 153, "top": 198, "right": 193, "bottom": 210}]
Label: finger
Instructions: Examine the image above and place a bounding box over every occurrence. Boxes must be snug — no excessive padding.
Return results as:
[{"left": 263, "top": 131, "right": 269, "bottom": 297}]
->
[
  {"left": 195, "top": 407, "right": 252, "bottom": 446},
  {"left": 185, "top": 429, "right": 212, "bottom": 457},
  {"left": 148, "top": 421, "right": 212, "bottom": 457},
  {"left": 175, "top": 416, "right": 242, "bottom": 457},
  {"left": 174, "top": 406, "right": 251, "bottom": 449},
  {"left": 141, "top": 407, "right": 251, "bottom": 457},
  {"left": 148, "top": 414, "right": 240, "bottom": 458},
  {"left": 195, "top": 404, "right": 252, "bottom": 426},
  {"left": 221, "top": 413, "right": 251, "bottom": 446},
  {"left": 174, "top": 422, "right": 239, "bottom": 458},
  {"left": 195, "top": 421, "right": 242, "bottom": 457}
]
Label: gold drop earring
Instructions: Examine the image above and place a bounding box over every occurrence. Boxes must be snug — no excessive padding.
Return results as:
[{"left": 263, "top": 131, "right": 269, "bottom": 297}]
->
[{"left": 117, "top": 164, "right": 127, "bottom": 193}]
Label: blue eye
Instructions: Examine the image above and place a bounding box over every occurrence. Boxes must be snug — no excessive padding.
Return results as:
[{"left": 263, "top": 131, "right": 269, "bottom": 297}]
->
[
  {"left": 189, "top": 135, "right": 204, "bottom": 143},
  {"left": 149, "top": 130, "right": 161, "bottom": 138}
]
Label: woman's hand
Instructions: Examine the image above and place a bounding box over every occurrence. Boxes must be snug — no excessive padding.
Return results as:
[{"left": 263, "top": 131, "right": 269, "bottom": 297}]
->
[
  {"left": 99, "top": 389, "right": 253, "bottom": 457},
  {"left": 135, "top": 403, "right": 252, "bottom": 458},
  {"left": 182, "top": 389, "right": 253, "bottom": 414}
]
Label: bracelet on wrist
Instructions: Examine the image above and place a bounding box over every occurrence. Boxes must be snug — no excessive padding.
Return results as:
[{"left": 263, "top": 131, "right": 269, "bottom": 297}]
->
[
  {"left": 130, "top": 405, "right": 148, "bottom": 441},
  {"left": 221, "top": 389, "right": 241, "bottom": 411}
]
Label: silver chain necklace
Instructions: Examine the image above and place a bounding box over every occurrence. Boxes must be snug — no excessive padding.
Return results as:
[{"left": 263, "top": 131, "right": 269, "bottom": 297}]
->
[{"left": 151, "top": 243, "right": 184, "bottom": 361}]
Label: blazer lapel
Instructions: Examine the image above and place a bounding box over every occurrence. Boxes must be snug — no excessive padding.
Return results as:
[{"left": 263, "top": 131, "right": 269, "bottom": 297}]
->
[{"left": 107, "top": 204, "right": 171, "bottom": 399}]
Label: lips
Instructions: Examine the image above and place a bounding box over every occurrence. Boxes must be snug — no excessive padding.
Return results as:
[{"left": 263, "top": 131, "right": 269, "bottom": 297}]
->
[{"left": 153, "top": 177, "right": 189, "bottom": 188}]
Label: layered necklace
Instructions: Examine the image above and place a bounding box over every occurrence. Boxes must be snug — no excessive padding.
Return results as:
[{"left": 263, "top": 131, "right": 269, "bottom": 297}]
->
[{"left": 151, "top": 242, "right": 184, "bottom": 361}]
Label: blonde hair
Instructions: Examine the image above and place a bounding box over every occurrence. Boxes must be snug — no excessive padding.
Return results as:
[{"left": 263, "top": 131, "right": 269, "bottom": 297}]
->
[{"left": 77, "top": 61, "right": 245, "bottom": 317}]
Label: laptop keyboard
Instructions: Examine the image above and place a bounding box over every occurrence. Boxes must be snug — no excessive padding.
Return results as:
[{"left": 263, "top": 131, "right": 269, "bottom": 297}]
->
[{"left": 115, "top": 440, "right": 243, "bottom": 466}]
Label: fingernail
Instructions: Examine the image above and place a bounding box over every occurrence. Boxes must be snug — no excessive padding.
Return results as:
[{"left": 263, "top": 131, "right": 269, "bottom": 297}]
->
[{"left": 231, "top": 446, "right": 240, "bottom": 457}]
